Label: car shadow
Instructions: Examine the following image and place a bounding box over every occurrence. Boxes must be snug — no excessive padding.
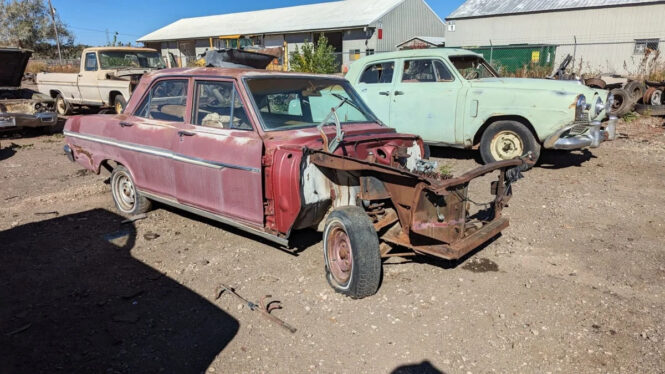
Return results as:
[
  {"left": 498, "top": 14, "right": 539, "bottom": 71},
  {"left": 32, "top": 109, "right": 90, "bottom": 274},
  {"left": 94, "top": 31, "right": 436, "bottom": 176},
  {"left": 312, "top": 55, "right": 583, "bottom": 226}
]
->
[
  {"left": 428, "top": 145, "right": 482, "bottom": 163},
  {"left": 0, "top": 209, "right": 238, "bottom": 374},
  {"left": 429, "top": 145, "right": 597, "bottom": 170},
  {"left": 0, "top": 142, "right": 18, "bottom": 161},
  {"left": 392, "top": 360, "right": 445, "bottom": 374},
  {"left": 538, "top": 149, "right": 596, "bottom": 169},
  {"left": 156, "top": 202, "right": 321, "bottom": 256}
]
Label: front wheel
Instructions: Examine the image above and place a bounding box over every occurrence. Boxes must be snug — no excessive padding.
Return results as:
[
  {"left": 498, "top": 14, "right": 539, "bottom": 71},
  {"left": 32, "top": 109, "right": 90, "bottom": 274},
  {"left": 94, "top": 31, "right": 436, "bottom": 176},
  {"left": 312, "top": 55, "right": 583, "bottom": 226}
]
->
[
  {"left": 323, "top": 206, "right": 381, "bottom": 299},
  {"left": 114, "top": 94, "right": 127, "bottom": 114},
  {"left": 110, "top": 165, "right": 151, "bottom": 215},
  {"left": 479, "top": 120, "right": 540, "bottom": 169},
  {"left": 55, "top": 94, "right": 71, "bottom": 116}
]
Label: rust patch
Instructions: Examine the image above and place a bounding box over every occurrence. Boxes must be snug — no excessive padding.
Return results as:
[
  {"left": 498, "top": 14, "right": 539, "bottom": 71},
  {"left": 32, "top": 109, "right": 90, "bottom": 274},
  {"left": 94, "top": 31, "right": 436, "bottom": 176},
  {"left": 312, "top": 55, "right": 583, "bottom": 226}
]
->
[{"left": 72, "top": 145, "right": 94, "bottom": 167}]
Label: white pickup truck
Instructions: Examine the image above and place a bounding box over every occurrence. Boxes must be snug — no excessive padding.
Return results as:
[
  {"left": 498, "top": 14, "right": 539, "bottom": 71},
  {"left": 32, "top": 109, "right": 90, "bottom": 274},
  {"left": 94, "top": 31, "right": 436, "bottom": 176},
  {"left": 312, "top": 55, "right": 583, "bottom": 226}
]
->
[{"left": 36, "top": 47, "right": 165, "bottom": 115}]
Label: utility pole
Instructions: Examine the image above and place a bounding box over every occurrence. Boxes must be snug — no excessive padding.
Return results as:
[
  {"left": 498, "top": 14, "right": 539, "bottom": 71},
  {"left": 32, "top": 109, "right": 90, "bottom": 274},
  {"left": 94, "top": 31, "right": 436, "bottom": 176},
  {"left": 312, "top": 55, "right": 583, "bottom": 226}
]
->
[{"left": 47, "top": 0, "right": 62, "bottom": 63}]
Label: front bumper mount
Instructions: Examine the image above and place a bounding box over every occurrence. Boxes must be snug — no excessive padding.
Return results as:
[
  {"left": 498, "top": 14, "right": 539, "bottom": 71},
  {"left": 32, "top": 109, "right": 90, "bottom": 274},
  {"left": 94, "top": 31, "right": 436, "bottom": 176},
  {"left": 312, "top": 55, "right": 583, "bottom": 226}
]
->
[{"left": 543, "top": 116, "right": 617, "bottom": 150}]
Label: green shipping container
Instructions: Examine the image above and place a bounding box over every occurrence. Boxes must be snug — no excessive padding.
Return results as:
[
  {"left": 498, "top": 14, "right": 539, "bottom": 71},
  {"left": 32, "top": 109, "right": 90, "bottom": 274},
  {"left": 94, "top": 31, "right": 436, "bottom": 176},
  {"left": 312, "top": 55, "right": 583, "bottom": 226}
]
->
[{"left": 467, "top": 44, "right": 557, "bottom": 74}]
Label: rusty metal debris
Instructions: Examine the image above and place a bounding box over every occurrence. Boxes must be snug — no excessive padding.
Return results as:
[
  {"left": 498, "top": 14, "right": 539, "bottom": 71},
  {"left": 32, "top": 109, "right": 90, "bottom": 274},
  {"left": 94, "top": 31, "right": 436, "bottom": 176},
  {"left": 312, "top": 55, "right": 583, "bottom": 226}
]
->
[{"left": 216, "top": 283, "right": 297, "bottom": 334}]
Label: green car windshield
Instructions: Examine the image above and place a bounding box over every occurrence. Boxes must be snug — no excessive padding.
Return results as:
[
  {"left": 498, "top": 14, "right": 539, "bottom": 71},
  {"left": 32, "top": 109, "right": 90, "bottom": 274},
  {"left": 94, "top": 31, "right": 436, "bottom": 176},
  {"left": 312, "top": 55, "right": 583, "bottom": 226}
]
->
[
  {"left": 246, "top": 77, "right": 378, "bottom": 131},
  {"left": 99, "top": 51, "right": 166, "bottom": 69},
  {"left": 450, "top": 55, "right": 498, "bottom": 80}
]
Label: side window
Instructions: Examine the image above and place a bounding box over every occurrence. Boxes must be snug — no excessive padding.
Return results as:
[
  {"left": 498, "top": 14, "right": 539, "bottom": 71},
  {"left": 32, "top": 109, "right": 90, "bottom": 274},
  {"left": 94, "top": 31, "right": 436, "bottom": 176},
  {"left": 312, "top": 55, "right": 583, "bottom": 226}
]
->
[
  {"left": 359, "top": 62, "right": 394, "bottom": 84},
  {"left": 135, "top": 79, "right": 188, "bottom": 122},
  {"left": 84, "top": 53, "right": 97, "bottom": 71},
  {"left": 433, "top": 60, "right": 455, "bottom": 82},
  {"left": 402, "top": 59, "right": 436, "bottom": 83},
  {"left": 193, "top": 81, "right": 252, "bottom": 130}
]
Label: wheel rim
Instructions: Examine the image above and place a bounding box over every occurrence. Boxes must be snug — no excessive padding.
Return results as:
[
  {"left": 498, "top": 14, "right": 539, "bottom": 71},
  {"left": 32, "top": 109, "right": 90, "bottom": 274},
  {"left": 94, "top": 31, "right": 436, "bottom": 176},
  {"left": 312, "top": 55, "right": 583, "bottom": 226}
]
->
[
  {"left": 326, "top": 224, "right": 353, "bottom": 285},
  {"left": 490, "top": 130, "right": 524, "bottom": 160},
  {"left": 612, "top": 95, "right": 623, "bottom": 110},
  {"left": 113, "top": 172, "right": 136, "bottom": 212},
  {"left": 115, "top": 101, "right": 123, "bottom": 114},
  {"left": 56, "top": 98, "right": 66, "bottom": 115},
  {"left": 651, "top": 90, "right": 662, "bottom": 106}
]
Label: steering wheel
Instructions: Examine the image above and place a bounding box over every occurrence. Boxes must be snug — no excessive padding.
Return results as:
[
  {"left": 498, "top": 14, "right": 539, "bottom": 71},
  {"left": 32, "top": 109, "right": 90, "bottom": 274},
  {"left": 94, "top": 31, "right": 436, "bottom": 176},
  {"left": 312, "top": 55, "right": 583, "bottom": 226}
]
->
[{"left": 465, "top": 70, "right": 480, "bottom": 80}]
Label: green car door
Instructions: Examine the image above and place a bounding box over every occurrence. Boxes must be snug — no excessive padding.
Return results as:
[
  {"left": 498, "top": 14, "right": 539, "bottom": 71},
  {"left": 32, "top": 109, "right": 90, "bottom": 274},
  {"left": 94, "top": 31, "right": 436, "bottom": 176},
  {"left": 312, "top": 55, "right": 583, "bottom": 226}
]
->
[
  {"left": 389, "top": 58, "right": 461, "bottom": 145},
  {"left": 353, "top": 60, "right": 396, "bottom": 124}
]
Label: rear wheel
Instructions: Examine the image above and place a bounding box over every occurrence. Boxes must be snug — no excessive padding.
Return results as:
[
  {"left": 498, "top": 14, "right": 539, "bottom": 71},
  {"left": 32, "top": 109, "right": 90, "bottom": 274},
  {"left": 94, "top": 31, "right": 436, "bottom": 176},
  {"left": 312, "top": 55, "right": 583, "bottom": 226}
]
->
[
  {"left": 479, "top": 120, "right": 540, "bottom": 169},
  {"left": 113, "top": 94, "right": 127, "bottom": 114},
  {"left": 110, "top": 165, "right": 151, "bottom": 215},
  {"left": 323, "top": 206, "right": 381, "bottom": 299},
  {"left": 55, "top": 94, "right": 71, "bottom": 116}
]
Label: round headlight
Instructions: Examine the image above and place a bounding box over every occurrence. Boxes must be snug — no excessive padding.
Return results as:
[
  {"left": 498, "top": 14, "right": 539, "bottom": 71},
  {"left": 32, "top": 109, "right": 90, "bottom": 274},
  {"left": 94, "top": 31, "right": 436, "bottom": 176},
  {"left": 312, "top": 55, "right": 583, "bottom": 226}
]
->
[
  {"left": 576, "top": 95, "right": 587, "bottom": 111},
  {"left": 593, "top": 96, "right": 604, "bottom": 119},
  {"left": 605, "top": 93, "right": 614, "bottom": 114}
]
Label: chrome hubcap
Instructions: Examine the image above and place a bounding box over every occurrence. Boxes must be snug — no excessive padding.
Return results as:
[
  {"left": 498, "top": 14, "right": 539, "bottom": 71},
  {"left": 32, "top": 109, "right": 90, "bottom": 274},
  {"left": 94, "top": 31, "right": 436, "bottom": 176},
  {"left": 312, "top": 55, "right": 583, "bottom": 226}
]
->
[{"left": 491, "top": 131, "right": 524, "bottom": 160}]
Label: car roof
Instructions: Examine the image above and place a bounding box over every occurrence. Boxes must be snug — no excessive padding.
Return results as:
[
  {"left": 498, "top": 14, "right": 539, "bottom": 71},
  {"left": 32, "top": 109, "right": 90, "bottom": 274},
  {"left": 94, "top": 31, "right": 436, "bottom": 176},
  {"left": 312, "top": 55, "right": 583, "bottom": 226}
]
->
[
  {"left": 356, "top": 48, "right": 481, "bottom": 63},
  {"left": 83, "top": 47, "right": 158, "bottom": 53},
  {"left": 145, "top": 67, "right": 346, "bottom": 81}
]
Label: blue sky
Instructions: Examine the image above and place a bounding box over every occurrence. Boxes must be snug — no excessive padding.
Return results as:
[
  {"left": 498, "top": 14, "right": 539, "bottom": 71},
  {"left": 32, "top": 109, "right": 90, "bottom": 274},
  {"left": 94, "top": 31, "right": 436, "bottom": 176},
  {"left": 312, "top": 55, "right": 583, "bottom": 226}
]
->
[{"left": 53, "top": 0, "right": 463, "bottom": 46}]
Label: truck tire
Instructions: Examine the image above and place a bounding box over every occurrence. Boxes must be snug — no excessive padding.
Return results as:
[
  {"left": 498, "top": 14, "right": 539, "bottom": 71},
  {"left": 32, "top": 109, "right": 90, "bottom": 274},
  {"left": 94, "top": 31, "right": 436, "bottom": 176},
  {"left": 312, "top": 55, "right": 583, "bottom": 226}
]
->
[
  {"left": 624, "top": 81, "right": 646, "bottom": 103},
  {"left": 323, "top": 206, "right": 381, "bottom": 299},
  {"left": 55, "top": 94, "right": 71, "bottom": 116},
  {"left": 110, "top": 165, "right": 152, "bottom": 215},
  {"left": 609, "top": 88, "right": 633, "bottom": 117},
  {"left": 479, "top": 120, "right": 540, "bottom": 169},
  {"left": 114, "top": 94, "right": 127, "bottom": 114}
]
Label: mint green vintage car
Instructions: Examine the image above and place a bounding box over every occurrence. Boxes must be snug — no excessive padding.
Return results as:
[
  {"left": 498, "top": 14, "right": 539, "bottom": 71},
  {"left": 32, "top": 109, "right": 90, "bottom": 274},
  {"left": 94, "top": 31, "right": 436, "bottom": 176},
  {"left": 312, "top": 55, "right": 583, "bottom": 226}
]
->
[{"left": 346, "top": 49, "right": 617, "bottom": 165}]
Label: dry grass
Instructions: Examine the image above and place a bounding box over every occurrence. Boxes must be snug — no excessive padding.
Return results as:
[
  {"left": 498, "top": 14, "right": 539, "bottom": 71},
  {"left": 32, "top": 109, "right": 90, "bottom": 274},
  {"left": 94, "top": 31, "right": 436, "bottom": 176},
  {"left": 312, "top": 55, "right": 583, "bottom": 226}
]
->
[{"left": 25, "top": 60, "right": 79, "bottom": 74}]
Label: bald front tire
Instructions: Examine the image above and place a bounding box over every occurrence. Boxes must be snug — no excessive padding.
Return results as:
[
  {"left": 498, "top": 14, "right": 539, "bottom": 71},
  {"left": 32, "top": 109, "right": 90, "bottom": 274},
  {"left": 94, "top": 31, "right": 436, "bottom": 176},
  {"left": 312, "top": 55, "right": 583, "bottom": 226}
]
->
[
  {"left": 479, "top": 120, "right": 540, "bottom": 170},
  {"left": 323, "top": 206, "right": 381, "bottom": 299}
]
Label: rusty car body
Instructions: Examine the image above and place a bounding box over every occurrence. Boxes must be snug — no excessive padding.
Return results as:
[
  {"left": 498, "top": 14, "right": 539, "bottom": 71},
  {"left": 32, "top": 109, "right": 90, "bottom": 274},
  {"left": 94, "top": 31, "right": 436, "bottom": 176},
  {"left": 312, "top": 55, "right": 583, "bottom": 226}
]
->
[
  {"left": 63, "top": 68, "right": 530, "bottom": 298},
  {"left": 0, "top": 48, "right": 57, "bottom": 132}
]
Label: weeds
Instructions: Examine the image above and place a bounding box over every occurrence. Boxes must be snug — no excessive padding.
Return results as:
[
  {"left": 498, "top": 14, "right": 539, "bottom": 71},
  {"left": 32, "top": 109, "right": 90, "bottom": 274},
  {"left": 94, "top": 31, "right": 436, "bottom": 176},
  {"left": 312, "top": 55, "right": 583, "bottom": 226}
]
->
[
  {"left": 438, "top": 163, "right": 453, "bottom": 177},
  {"left": 622, "top": 112, "right": 639, "bottom": 123}
]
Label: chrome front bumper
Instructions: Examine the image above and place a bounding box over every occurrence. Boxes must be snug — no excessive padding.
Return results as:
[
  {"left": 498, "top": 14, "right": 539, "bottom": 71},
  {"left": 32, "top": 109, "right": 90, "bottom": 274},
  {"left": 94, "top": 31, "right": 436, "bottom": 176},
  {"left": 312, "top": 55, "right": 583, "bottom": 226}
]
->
[{"left": 543, "top": 116, "right": 617, "bottom": 150}]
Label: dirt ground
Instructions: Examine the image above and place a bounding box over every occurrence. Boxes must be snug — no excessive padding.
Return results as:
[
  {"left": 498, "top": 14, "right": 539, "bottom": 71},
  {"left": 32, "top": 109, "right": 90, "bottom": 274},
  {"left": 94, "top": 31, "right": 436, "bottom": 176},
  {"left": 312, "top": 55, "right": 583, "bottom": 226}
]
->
[{"left": 1, "top": 116, "right": 664, "bottom": 374}]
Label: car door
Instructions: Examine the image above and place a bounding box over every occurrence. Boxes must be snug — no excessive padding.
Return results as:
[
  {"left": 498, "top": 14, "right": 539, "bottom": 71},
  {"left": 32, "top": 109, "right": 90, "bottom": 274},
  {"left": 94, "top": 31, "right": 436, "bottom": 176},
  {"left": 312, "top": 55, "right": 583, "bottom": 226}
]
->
[
  {"left": 390, "top": 58, "right": 461, "bottom": 145},
  {"left": 353, "top": 61, "right": 395, "bottom": 124},
  {"left": 173, "top": 78, "right": 264, "bottom": 226},
  {"left": 78, "top": 52, "right": 103, "bottom": 105},
  {"left": 114, "top": 78, "right": 189, "bottom": 198}
]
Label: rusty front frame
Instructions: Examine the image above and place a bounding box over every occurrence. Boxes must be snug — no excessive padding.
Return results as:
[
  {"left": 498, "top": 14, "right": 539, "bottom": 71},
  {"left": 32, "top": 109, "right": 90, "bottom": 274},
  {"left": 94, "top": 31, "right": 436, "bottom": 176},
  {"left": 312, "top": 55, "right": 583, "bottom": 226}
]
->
[{"left": 309, "top": 150, "right": 528, "bottom": 260}]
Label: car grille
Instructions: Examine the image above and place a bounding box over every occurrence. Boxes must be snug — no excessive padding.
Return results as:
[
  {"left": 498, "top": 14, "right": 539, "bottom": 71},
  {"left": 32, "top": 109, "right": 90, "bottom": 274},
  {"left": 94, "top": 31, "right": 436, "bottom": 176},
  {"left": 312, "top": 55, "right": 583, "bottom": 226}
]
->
[{"left": 569, "top": 121, "right": 590, "bottom": 136}]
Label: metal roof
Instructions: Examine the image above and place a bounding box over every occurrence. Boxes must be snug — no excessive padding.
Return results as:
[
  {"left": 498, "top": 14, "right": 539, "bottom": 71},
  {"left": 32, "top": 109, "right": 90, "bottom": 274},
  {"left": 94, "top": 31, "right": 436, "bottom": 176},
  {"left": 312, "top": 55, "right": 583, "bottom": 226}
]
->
[
  {"left": 396, "top": 36, "right": 446, "bottom": 48},
  {"left": 138, "top": 0, "right": 405, "bottom": 42},
  {"left": 447, "top": 0, "right": 664, "bottom": 19}
]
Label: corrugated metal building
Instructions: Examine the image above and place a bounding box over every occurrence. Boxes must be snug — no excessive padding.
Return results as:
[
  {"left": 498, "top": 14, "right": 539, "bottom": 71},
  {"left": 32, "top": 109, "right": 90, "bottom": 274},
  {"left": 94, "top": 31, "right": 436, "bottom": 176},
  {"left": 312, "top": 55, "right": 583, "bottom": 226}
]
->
[
  {"left": 445, "top": 0, "right": 665, "bottom": 74},
  {"left": 137, "top": 0, "right": 445, "bottom": 70}
]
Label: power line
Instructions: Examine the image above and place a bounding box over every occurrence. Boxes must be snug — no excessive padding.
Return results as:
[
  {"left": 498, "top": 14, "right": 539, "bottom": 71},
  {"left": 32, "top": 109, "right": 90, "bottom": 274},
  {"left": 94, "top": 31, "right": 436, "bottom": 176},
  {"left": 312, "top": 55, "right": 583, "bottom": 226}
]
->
[{"left": 67, "top": 25, "right": 141, "bottom": 38}]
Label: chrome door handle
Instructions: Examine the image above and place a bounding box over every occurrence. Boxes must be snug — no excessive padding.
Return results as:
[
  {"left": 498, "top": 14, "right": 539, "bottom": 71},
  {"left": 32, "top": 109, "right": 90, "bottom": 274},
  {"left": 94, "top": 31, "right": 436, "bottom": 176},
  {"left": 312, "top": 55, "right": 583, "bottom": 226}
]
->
[
  {"left": 379, "top": 91, "right": 390, "bottom": 96},
  {"left": 178, "top": 131, "right": 196, "bottom": 137},
  {"left": 119, "top": 121, "right": 134, "bottom": 127},
  {"left": 394, "top": 91, "right": 405, "bottom": 96}
]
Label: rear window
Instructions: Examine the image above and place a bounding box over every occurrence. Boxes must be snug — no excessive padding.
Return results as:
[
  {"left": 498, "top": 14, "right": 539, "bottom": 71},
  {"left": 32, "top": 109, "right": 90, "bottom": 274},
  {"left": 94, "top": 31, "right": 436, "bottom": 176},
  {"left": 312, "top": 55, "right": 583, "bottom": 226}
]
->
[{"left": 359, "top": 62, "right": 394, "bottom": 84}]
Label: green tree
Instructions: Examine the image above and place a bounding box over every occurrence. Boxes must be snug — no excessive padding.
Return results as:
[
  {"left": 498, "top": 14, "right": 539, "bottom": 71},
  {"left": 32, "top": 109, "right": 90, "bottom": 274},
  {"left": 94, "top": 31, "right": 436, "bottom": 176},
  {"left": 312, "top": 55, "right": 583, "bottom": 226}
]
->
[
  {"left": 0, "top": 0, "right": 74, "bottom": 52},
  {"left": 290, "top": 34, "right": 339, "bottom": 74}
]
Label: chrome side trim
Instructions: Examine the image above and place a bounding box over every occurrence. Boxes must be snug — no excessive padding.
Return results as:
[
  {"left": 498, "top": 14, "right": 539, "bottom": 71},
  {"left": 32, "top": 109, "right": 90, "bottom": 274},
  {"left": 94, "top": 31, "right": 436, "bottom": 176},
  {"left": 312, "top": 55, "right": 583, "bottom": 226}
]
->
[
  {"left": 139, "top": 190, "right": 289, "bottom": 247},
  {"left": 63, "top": 130, "right": 261, "bottom": 173}
]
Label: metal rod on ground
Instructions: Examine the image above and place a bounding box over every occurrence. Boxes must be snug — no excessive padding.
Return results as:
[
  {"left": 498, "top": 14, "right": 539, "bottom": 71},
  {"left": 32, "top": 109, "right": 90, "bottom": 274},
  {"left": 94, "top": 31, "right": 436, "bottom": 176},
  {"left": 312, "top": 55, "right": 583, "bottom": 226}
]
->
[
  {"left": 47, "top": 0, "right": 62, "bottom": 64},
  {"left": 216, "top": 283, "right": 297, "bottom": 333}
]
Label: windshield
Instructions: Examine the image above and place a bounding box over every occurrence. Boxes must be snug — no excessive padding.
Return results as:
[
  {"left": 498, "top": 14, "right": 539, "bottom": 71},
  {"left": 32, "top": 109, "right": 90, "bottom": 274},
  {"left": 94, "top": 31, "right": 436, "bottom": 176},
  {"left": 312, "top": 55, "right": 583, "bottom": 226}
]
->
[
  {"left": 449, "top": 55, "right": 498, "bottom": 80},
  {"left": 246, "top": 77, "right": 378, "bottom": 131},
  {"left": 99, "top": 51, "right": 166, "bottom": 69}
]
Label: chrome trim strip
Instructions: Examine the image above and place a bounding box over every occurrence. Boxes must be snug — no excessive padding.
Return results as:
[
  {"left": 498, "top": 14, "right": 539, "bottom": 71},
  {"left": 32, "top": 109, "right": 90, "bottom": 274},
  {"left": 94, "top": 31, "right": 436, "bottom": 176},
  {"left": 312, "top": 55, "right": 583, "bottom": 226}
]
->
[
  {"left": 138, "top": 190, "right": 289, "bottom": 247},
  {"left": 63, "top": 130, "right": 260, "bottom": 173}
]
